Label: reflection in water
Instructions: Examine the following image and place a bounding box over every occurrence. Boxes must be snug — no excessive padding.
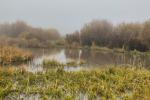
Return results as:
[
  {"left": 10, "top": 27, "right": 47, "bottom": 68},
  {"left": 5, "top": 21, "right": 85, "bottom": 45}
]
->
[
  {"left": 65, "top": 49, "right": 150, "bottom": 67},
  {"left": 78, "top": 49, "right": 82, "bottom": 64},
  {"left": 6, "top": 94, "right": 41, "bottom": 100},
  {"left": 25, "top": 48, "right": 150, "bottom": 72},
  {"left": 64, "top": 66, "right": 82, "bottom": 72}
]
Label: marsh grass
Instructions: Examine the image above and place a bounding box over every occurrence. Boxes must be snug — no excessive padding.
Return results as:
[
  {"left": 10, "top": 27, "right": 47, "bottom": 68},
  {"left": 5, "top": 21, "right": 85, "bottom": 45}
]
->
[
  {"left": 43, "top": 59, "right": 86, "bottom": 68},
  {"left": 0, "top": 46, "right": 33, "bottom": 65},
  {"left": 0, "top": 66, "right": 150, "bottom": 99},
  {"left": 43, "top": 59, "right": 65, "bottom": 68}
]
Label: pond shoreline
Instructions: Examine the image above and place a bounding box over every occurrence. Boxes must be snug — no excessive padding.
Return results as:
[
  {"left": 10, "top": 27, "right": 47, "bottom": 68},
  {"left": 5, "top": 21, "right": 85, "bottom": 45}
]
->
[
  {"left": 0, "top": 46, "right": 150, "bottom": 99},
  {"left": 23, "top": 45, "right": 150, "bottom": 56}
]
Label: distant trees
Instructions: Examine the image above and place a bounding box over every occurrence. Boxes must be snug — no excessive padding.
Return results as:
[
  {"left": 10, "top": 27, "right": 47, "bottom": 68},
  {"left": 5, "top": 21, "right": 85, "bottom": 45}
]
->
[
  {"left": 66, "top": 31, "right": 80, "bottom": 44},
  {"left": 1, "top": 20, "right": 150, "bottom": 51},
  {"left": 142, "top": 20, "right": 150, "bottom": 48},
  {"left": 0, "top": 21, "right": 28, "bottom": 37},
  {"left": 113, "top": 23, "right": 143, "bottom": 50},
  {"left": 66, "top": 20, "right": 150, "bottom": 51},
  {"left": 0, "top": 21, "right": 61, "bottom": 47}
]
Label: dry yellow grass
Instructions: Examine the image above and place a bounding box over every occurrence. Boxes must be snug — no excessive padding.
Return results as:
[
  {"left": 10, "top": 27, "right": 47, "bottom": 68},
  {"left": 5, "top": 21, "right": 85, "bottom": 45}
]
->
[{"left": 0, "top": 46, "right": 33, "bottom": 65}]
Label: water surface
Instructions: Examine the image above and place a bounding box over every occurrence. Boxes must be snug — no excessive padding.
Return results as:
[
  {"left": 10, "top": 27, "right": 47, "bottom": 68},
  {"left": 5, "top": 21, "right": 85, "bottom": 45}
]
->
[{"left": 24, "top": 48, "right": 150, "bottom": 72}]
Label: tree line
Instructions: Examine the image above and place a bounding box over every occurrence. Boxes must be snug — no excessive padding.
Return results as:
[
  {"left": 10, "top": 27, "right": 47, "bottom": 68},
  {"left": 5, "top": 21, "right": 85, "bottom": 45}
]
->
[
  {"left": 66, "top": 20, "right": 150, "bottom": 51},
  {"left": 0, "top": 21, "right": 61, "bottom": 47}
]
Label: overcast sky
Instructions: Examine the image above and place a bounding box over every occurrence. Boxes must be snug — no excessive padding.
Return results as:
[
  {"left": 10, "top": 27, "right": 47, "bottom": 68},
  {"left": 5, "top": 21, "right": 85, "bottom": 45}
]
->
[{"left": 0, "top": 0, "right": 150, "bottom": 35}]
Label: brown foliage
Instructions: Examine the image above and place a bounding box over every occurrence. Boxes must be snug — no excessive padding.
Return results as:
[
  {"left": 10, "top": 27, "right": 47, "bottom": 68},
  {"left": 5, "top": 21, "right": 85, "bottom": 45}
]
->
[
  {"left": 66, "top": 20, "right": 150, "bottom": 51},
  {"left": 0, "top": 21, "right": 60, "bottom": 47}
]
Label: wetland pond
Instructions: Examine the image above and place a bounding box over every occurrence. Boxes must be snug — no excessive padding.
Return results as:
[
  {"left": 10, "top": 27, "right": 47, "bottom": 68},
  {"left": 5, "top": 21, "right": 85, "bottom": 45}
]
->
[
  {"left": 23, "top": 48, "right": 150, "bottom": 72},
  {"left": 1, "top": 47, "right": 150, "bottom": 100}
]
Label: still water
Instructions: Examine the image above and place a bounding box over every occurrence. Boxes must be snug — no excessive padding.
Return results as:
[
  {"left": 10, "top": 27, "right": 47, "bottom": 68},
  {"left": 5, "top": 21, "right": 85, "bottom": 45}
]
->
[{"left": 24, "top": 48, "right": 150, "bottom": 72}]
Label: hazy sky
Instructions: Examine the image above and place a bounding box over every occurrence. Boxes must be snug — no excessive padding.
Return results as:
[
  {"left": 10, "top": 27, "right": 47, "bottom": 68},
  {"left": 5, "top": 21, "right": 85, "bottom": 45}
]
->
[{"left": 0, "top": 0, "right": 150, "bottom": 35}]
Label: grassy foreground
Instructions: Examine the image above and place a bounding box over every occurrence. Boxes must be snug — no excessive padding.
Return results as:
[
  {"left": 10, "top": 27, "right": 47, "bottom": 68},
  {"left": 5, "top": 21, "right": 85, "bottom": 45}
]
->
[{"left": 0, "top": 66, "right": 150, "bottom": 100}]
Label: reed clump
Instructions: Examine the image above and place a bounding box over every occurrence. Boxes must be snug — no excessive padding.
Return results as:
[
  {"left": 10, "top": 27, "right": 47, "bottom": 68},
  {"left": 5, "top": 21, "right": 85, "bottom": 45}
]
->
[
  {"left": 0, "top": 66, "right": 150, "bottom": 99},
  {"left": 43, "top": 59, "right": 86, "bottom": 68},
  {"left": 0, "top": 46, "right": 33, "bottom": 65},
  {"left": 43, "top": 59, "right": 65, "bottom": 68}
]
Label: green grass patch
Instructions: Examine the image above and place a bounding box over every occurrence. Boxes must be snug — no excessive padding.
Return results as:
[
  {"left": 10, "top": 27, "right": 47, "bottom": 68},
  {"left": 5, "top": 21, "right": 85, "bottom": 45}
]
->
[
  {"left": 43, "top": 59, "right": 86, "bottom": 68},
  {"left": 0, "top": 66, "right": 149, "bottom": 99}
]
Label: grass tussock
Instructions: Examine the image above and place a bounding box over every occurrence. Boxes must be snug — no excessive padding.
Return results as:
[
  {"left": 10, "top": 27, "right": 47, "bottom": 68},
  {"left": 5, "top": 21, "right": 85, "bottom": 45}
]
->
[
  {"left": 0, "top": 46, "right": 33, "bottom": 65},
  {"left": 0, "top": 66, "right": 149, "bottom": 99},
  {"left": 43, "top": 59, "right": 86, "bottom": 68},
  {"left": 43, "top": 59, "right": 65, "bottom": 68}
]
